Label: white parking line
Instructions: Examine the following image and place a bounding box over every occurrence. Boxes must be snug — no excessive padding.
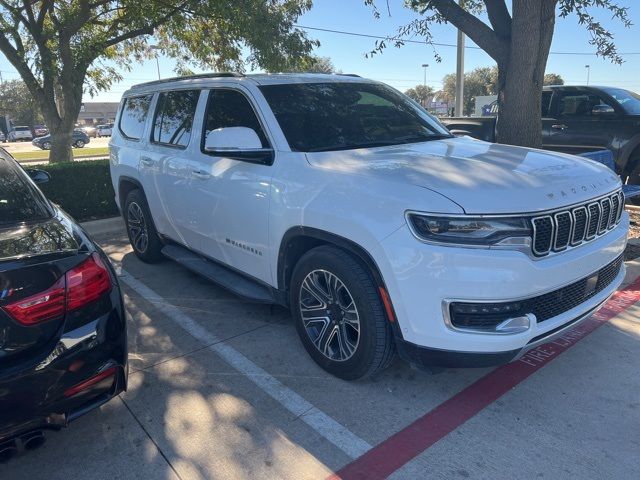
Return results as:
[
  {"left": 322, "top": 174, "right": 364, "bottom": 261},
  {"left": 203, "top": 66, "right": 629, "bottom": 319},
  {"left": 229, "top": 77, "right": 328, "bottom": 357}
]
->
[{"left": 117, "top": 267, "right": 373, "bottom": 459}]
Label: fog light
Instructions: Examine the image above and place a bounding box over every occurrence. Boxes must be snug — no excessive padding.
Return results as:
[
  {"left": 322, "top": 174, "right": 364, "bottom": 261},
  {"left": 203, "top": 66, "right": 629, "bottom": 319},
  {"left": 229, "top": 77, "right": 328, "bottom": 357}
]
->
[
  {"left": 495, "top": 314, "right": 532, "bottom": 334},
  {"left": 449, "top": 300, "right": 533, "bottom": 333}
]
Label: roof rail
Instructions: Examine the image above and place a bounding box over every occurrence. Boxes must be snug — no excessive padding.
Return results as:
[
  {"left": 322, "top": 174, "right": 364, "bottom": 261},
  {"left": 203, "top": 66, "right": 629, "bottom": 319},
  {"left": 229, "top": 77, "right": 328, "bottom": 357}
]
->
[
  {"left": 131, "top": 72, "right": 244, "bottom": 89},
  {"left": 338, "top": 73, "right": 361, "bottom": 77}
]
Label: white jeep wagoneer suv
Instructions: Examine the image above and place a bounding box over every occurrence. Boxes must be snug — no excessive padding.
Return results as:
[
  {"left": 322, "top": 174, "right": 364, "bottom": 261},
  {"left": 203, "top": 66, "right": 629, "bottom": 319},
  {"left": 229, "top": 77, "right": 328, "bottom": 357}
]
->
[{"left": 110, "top": 73, "right": 628, "bottom": 380}]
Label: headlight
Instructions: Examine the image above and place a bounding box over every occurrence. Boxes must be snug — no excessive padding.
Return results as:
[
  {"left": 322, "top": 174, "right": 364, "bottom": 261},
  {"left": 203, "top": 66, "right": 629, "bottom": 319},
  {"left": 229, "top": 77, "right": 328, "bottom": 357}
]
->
[{"left": 407, "top": 213, "right": 532, "bottom": 246}]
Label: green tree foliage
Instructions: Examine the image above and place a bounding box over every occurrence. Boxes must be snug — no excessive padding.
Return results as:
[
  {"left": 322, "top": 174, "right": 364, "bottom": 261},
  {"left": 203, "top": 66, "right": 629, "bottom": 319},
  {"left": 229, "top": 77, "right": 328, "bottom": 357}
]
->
[
  {"left": 288, "top": 56, "right": 336, "bottom": 73},
  {"left": 0, "top": 79, "right": 44, "bottom": 128},
  {"left": 366, "top": 0, "right": 630, "bottom": 147},
  {"left": 0, "top": 1, "right": 316, "bottom": 162},
  {"left": 543, "top": 73, "right": 565, "bottom": 86},
  {"left": 404, "top": 84, "right": 435, "bottom": 106}
]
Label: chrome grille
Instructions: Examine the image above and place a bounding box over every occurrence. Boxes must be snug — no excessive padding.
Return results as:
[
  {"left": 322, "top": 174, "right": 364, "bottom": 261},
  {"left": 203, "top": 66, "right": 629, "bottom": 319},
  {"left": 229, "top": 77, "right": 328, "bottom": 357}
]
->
[{"left": 531, "top": 190, "right": 624, "bottom": 257}]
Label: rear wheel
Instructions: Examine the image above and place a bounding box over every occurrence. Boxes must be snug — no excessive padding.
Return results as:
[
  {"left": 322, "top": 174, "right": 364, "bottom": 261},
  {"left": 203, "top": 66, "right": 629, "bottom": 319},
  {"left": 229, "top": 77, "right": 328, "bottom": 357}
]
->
[
  {"left": 290, "top": 246, "right": 395, "bottom": 380},
  {"left": 74, "top": 140, "right": 85, "bottom": 148},
  {"left": 42, "top": 141, "right": 51, "bottom": 150},
  {"left": 124, "top": 189, "right": 163, "bottom": 263}
]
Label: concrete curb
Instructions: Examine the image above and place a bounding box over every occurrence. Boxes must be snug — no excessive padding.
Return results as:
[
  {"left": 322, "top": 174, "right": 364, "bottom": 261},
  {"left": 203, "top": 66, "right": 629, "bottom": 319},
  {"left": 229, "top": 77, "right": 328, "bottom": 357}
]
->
[{"left": 81, "top": 216, "right": 123, "bottom": 236}]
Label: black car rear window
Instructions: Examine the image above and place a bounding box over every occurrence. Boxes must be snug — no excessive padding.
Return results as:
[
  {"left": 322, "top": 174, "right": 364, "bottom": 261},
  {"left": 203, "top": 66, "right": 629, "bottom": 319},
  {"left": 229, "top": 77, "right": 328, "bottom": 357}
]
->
[{"left": 0, "top": 152, "right": 52, "bottom": 226}]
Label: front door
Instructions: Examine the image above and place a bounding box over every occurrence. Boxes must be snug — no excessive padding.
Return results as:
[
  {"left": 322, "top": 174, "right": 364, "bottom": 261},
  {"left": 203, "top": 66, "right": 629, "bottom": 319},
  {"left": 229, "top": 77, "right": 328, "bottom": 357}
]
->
[
  {"left": 186, "top": 87, "right": 274, "bottom": 284},
  {"left": 542, "top": 89, "right": 624, "bottom": 156}
]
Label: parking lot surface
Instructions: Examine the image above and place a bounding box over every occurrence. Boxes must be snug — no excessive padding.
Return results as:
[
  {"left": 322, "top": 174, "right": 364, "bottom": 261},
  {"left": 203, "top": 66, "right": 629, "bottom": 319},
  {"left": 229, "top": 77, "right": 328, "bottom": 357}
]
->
[{"left": 4, "top": 225, "right": 640, "bottom": 479}]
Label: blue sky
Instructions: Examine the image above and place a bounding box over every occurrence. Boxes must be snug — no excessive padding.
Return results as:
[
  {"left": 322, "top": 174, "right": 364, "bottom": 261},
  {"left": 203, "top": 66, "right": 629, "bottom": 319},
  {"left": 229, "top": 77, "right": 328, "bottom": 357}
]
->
[{"left": 0, "top": 0, "right": 638, "bottom": 103}]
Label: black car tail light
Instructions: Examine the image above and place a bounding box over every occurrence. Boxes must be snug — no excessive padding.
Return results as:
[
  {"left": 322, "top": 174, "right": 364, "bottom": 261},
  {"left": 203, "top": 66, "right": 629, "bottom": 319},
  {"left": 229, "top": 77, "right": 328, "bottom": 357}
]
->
[{"left": 3, "top": 253, "right": 112, "bottom": 326}]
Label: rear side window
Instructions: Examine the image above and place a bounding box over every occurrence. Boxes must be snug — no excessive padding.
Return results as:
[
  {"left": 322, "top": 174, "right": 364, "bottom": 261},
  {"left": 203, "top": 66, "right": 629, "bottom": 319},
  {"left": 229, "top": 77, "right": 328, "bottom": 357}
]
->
[
  {"left": 152, "top": 90, "right": 200, "bottom": 148},
  {"left": 541, "top": 91, "right": 553, "bottom": 117},
  {"left": 119, "top": 95, "right": 153, "bottom": 140},
  {"left": 0, "top": 154, "right": 51, "bottom": 226},
  {"left": 202, "top": 89, "right": 269, "bottom": 149}
]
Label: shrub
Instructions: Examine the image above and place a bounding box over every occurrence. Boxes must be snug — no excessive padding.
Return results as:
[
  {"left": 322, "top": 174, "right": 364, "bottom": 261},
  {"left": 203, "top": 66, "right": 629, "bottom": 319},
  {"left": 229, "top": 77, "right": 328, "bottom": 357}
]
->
[{"left": 39, "top": 159, "right": 119, "bottom": 221}]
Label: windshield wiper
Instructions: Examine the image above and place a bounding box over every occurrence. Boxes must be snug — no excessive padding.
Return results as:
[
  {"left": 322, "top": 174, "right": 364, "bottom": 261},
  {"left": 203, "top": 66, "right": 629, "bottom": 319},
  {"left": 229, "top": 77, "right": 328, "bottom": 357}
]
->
[{"left": 306, "top": 134, "right": 452, "bottom": 153}]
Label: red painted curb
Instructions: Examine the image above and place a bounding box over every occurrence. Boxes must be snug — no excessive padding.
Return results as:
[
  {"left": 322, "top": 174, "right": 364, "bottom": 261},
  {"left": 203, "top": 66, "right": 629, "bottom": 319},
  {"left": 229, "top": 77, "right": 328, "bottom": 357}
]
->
[{"left": 330, "top": 277, "right": 640, "bottom": 480}]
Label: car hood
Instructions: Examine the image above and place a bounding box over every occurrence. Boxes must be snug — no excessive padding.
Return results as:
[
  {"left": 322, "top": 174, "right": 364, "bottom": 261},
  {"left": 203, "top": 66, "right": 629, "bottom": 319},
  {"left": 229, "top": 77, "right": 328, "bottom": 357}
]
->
[{"left": 305, "top": 136, "right": 621, "bottom": 214}]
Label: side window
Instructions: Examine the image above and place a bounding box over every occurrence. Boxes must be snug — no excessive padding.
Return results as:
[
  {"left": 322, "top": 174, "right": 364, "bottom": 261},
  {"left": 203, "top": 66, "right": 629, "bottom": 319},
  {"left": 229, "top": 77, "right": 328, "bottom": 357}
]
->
[
  {"left": 541, "top": 91, "right": 553, "bottom": 117},
  {"left": 202, "top": 89, "right": 269, "bottom": 150},
  {"left": 119, "top": 95, "right": 153, "bottom": 140},
  {"left": 152, "top": 90, "right": 200, "bottom": 147},
  {"left": 557, "top": 92, "right": 615, "bottom": 117}
]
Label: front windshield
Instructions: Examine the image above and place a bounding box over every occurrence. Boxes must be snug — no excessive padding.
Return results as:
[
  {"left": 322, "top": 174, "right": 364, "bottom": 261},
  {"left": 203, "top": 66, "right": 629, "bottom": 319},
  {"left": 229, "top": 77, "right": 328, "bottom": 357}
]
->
[
  {"left": 603, "top": 87, "right": 640, "bottom": 115},
  {"left": 259, "top": 82, "right": 452, "bottom": 152}
]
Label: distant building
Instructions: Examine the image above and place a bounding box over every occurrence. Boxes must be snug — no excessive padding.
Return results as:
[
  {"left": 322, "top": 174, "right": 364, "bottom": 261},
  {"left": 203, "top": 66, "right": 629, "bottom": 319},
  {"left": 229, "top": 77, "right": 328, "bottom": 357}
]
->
[{"left": 77, "top": 102, "right": 119, "bottom": 125}]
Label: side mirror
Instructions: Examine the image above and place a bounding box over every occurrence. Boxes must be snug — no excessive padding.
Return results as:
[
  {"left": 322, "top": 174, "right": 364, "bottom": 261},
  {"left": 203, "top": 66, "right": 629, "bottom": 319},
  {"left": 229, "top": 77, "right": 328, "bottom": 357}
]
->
[
  {"left": 204, "top": 127, "right": 263, "bottom": 152},
  {"left": 204, "top": 127, "right": 273, "bottom": 166},
  {"left": 26, "top": 169, "right": 51, "bottom": 184},
  {"left": 592, "top": 104, "right": 615, "bottom": 115}
]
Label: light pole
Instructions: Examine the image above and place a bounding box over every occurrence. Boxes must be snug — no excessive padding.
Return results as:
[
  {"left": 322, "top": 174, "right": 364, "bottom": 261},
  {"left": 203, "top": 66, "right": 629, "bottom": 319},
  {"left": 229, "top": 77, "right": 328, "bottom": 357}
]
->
[
  {"left": 148, "top": 45, "right": 161, "bottom": 80},
  {"left": 421, "top": 63, "right": 429, "bottom": 107},
  {"left": 585, "top": 65, "right": 590, "bottom": 85}
]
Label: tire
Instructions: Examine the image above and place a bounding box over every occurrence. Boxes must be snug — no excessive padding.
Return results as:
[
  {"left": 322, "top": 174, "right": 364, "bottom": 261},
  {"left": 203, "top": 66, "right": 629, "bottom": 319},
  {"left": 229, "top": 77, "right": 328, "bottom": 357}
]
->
[
  {"left": 123, "top": 189, "right": 164, "bottom": 263},
  {"left": 74, "top": 140, "right": 85, "bottom": 148},
  {"left": 42, "top": 142, "right": 51, "bottom": 150},
  {"left": 290, "top": 245, "right": 395, "bottom": 380}
]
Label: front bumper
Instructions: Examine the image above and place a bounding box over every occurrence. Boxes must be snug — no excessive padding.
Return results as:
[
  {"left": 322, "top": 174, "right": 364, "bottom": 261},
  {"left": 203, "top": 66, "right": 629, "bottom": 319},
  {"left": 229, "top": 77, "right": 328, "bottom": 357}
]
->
[
  {"left": 0, "top": 282, "right": 127, "bottom": 442},
  {"left": 380, "top": 212, "right": 629, "bottom": 360}
]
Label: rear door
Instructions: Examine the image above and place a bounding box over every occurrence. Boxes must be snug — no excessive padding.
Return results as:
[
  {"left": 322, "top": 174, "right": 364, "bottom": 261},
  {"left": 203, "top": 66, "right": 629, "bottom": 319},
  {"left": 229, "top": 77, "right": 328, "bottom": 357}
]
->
[
  {"left": 543, "top": 88, "right": 624, "bottom": 156},
  {"left": 148, "top": 89, "right": 203, "bottom": 249}
]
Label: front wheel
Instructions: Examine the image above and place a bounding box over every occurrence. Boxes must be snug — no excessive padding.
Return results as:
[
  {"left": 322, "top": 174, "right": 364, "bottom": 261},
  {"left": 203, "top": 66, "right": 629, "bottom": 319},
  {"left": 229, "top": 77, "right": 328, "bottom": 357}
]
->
[
  {"left": 123, "top": 189, "right": 164, "bottom": 263},
  {"left": 74, "top": 140, "right": 85, "bottom": 148},
  {"left": 42, "top": 141, "right": 51, "bottom": 150},
  {"left": 290, "top": 246, "right": 395, "bottom": 380}
]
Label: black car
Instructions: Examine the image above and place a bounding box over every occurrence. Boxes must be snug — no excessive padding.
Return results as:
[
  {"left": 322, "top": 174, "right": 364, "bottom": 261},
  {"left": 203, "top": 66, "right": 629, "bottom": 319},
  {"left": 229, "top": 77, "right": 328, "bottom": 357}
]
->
[
  {"left": 442, "top": 85, "right": 640, "bottom": 182},
  {"left": 32, "top": 129, "right": 90, "bottom": 150},
  {"left": 0, "top": 148, "right": 127, "bottom": 461}
]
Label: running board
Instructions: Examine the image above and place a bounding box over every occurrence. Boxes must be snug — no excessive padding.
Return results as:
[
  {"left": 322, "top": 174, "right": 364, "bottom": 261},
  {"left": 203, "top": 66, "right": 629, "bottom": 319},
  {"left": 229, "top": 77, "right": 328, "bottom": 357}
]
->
[{"left": 161, "top": 244, "right": 276, "bottom": 303}]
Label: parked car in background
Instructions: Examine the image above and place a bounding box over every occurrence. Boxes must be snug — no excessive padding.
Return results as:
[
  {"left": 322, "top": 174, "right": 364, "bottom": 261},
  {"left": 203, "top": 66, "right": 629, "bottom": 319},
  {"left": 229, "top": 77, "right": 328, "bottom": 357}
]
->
[
  {"left": 441, "top": 85, "right": 640, "bottom": 182},
  {"left": 0, "top": 131, "right": 5, "bottom": 143},
  {"left": 7, "top": 126, "right": 33, "bottom": 142},
  {"left": 96, "top": 124, "right": 113, "bottom": 137},
  {"left": 78, "top": 125, "right": 97, "bottom": 138},
  {"left": 110, "top": 73, "right": 628, "bottom": 380},
  {"left": 32, "top": 129, "right": 90, "bottom": 150},
  {"left": 33, "top": 125, "right": 49, "bottom": 137},
  {"left": 0, "top": 147, "right": 127, "bottom": 461}
]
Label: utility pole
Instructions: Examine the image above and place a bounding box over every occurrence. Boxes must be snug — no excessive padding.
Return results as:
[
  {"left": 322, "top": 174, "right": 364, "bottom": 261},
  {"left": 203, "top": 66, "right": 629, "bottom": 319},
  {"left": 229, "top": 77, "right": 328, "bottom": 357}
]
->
[
  {"left": 422, "top": 63, "right": 429, "bottom": 107},
  {"left": 454, "top": 0, "right": 465, "bottom": 117},
  {"left": 148, "top": 45, "right": 161, "bottom": 80},
  {"left": 585, "top": 65, "right": 591, "bottom": 85}
]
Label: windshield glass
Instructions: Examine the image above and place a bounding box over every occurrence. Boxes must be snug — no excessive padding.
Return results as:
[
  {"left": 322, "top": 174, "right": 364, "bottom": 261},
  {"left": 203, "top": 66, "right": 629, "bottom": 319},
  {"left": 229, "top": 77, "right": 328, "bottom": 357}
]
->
[
  {"left": 0, "top": 151, "right": 52, "bottom": 226},
  {"left": 603, "top": 87, "right": 640, "bottom": 115},
  {"left": 259, "top": 82, "right": 452, "bottom": 152}
]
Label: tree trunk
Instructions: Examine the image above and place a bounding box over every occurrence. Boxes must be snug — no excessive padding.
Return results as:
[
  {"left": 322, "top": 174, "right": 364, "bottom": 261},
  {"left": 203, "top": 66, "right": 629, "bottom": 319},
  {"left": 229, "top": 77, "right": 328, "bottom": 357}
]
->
[
  {"left": 495, "top": 0, "right": 556, "bottom": 148},
  {"left": 49, "top": 125, "right": 75, "bottom": 163}
]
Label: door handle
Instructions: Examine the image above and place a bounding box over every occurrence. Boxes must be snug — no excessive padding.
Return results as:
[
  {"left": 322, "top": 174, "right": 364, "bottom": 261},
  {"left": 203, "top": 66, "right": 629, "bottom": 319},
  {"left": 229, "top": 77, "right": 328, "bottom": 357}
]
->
[
  {"left": 140, "top": 156, "right": 155, "bottom": 166},
  {"left": 191, "top": 169, "right": 211, "bottom": 180},
  {"left": 551, "top": 124, "right": 568, "bottom": 130}
]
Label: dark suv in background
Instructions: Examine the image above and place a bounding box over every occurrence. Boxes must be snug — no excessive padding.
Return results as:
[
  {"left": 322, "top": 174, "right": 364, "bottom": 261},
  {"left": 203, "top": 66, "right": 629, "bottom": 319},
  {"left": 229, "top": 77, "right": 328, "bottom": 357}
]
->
[{"left": 442, "top": 86, "right": 640, "bottom": 182}]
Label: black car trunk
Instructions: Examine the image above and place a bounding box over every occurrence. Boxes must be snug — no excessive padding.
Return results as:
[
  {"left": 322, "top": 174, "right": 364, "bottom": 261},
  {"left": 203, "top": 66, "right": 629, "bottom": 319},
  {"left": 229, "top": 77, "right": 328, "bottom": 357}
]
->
[
  {"left": 0, "top": 219, "right": 86, "bottom": 361},
  {"left": 1, "top": 153, "right": 87, "bottom": 361}
]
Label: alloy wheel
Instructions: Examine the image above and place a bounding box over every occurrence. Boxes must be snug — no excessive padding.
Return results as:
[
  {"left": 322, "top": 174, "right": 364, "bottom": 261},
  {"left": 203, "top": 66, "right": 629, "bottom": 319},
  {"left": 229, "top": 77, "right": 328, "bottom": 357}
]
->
[
  {"left": 127, "top": 202, "right": 149, "bottom": 254},
  {"left": 299, "top": 269, "right": 360, "bottom": 361}
]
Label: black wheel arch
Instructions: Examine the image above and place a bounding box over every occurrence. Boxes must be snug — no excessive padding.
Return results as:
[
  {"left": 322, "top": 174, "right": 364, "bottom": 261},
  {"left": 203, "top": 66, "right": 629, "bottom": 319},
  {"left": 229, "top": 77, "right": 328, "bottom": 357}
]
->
[
  {"left": 277, "top": 226, "right": 402, "bottom": 338},
  {"left": 118, "top": 176, "right": 145, "bottom": 212}
]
